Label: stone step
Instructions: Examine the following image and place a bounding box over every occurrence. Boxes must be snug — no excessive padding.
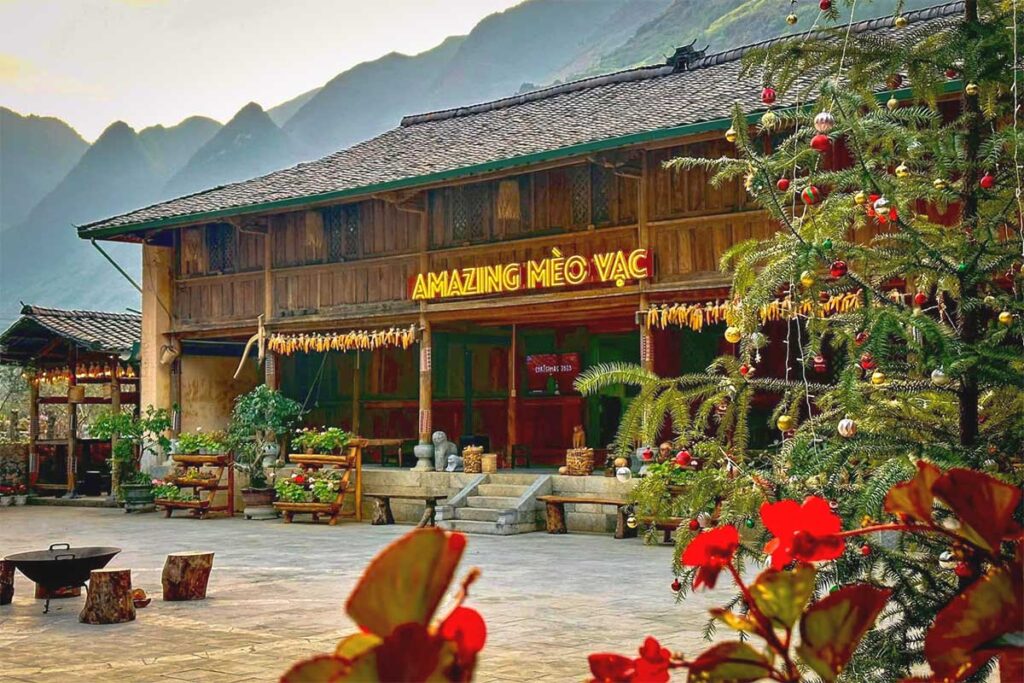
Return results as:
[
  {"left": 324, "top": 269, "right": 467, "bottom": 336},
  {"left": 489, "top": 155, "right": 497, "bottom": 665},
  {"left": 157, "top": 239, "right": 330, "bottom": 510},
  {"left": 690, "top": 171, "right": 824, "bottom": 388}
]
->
[
  {"left": 476, "top": 484, "right": 529, "bottom": 498},
  {"left": 438, "top": 519, "right": 542, "bottom": 535},
  {"left": 487, "top": 473, "right": 543, "bottom": 486},
  {"left": 455, "top": 506, "right": 503, "bottom": 522},
  {"left": 466, "top": 495, "right": 521, "bottom": 509}
]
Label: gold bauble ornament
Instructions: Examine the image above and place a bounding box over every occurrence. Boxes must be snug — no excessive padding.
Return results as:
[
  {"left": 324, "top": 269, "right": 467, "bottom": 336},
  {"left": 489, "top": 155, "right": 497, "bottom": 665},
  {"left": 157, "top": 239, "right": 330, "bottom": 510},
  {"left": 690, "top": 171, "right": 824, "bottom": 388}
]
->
[
  {"left": 776, "top": 414, "right": 795, "bottom": 431},
  {"left": 895, "top": 163, "right": 910, "bottom": 179},
  {"left": 760, "top": 110, "right": 779, "bottom": 129},
  {"left": 725, "top": 127, "right": 738, "bottom": 143},
  {"left": 932, "top": 178, "right": 947, "bottom": 190},
  {"left": 786, "top": 13, "right": 798, "bottom": 25},
  {"left": 724, "top": 326, "right": 742, "bottom": 343},
  {"left": 965, "top": 82, "right": 980, "bottom": 96},
  {"left": 800, "top": 270, "right": 815, "bottom": 288},
  {"left": 613, "top": 457, "right": 628, "bottom": 468},
  {"left": 998, "top": 311, "right": 1014, "bottom": 326},
  {"left": 894, "top": 15, "right": 908, "bottom": 27},
  {"left": 854, "top": 190, "right": 867, "bottom": 205},
  {"left": 870, "top": 370, "right": 886, "bottom": 385},
  {"left": 887, "top": 96, "right": 900, "bottom": 111}
]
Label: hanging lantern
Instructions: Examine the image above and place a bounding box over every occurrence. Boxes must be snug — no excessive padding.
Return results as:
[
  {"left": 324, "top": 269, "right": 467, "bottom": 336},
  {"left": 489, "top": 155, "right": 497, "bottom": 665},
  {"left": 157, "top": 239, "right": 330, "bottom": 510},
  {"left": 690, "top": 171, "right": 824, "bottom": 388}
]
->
[
  {"left": 725, "top": 127, "right": 738, "bottom": 143},
  {"left": 724, "top": 326, "right": 742, "bottom": 343},
  {"left": 829, "top": 260, "right": 848, "bottom": 278},
  {"left": 761, "top": 86, "right": 776, "bottom": 104},
  {"left": 812, "top": 355, "right": 827, "bottom": 373},
  {"left": 810, "top": 134, "right": 831, "bottom": 153},
  {"left": 930, "top": 368, "right": 950, "bottom": 386},
  {"left": 801, "top": 185, "right": 822, "bottom": 205},
  {"left": 776, "top": 177, "right": 791, "bottom": 191},
  {"left": 800, "top": 270, "right": 815, "bottom": 288},
  {"left": 837, "top": 418, "right": 857, "bottom": 438},
  {"left": 814, "top": 111, "right": 835, "bottom": 133},
  {"left": 776, "top": 414, "right": 795, "bottom": 431}
]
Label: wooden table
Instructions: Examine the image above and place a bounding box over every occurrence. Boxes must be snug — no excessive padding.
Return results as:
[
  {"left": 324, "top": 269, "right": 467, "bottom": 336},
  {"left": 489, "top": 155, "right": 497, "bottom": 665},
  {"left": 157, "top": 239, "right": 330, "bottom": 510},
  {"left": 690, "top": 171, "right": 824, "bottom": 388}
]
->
[
  {"left": 365, "top": 492, "right": 447, "bottom": 527},
  {"left": 364, "top": 438, "right": 405, "bottom": 467},
  {"left": 536, "top": 495, "right": 636, "bottom": 539}
]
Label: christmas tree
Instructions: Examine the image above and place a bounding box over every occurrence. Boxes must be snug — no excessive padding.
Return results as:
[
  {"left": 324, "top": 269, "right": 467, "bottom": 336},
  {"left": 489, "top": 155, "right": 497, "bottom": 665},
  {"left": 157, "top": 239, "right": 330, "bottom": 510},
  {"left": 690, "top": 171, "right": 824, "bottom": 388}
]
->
[{"left": 578, "top": 0, "right": 1023, "bottom": 679}]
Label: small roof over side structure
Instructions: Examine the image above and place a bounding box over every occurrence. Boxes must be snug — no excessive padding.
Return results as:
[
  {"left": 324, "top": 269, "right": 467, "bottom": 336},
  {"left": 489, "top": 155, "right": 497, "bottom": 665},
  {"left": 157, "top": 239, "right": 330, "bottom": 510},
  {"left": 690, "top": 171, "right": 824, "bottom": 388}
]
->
[{"left": 0, "top": 305, "right": 141, "bottom": 367}]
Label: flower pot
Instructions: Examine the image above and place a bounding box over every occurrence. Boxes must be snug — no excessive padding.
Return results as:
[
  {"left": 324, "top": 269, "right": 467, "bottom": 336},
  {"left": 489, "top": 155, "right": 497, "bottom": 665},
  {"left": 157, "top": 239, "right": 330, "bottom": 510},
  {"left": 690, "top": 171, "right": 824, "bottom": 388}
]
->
[
  {"left": 13, "top": 495, "right": 27, "bottom": 506},
  {"left": 242, "top": 487, "right": 276, "bottom": 520},
  {"left": 121, "top": 483, "right": 155, "bottom": 513},
  {"left": 0, "top": 496, "right": 11, "bottom": 507}
]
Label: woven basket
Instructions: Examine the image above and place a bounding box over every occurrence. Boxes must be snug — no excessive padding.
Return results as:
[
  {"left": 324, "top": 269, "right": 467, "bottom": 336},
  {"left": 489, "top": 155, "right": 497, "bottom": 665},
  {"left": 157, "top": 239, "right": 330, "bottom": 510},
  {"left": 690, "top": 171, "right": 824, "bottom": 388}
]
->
[
  {"left": 565, "top": 448, "right": 594, "bottom": 476},
  {"left": 463, "top": 446, "right": 483, "bottom": 474}
]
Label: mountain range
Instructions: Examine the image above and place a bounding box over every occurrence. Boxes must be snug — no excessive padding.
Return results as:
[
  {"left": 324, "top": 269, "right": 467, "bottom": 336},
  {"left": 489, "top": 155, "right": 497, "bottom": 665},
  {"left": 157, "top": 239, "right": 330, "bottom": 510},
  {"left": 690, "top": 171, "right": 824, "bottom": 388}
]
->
[{"left": 0, "top": 0, "right": 928, "bottom": 321}]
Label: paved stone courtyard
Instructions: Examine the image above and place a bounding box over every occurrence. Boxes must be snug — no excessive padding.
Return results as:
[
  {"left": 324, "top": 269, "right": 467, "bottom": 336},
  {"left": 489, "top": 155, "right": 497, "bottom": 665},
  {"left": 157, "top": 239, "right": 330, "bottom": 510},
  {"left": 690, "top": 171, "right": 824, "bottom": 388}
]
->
[{"left": 0, "top": 506, "right": 722, "bottom": 682}]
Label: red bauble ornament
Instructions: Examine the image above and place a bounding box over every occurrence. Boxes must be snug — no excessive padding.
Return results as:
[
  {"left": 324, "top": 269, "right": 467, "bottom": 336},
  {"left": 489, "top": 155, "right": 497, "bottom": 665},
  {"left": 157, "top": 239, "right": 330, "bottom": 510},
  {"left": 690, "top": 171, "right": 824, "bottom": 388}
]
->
[
  {"left": 671, "top": 578, "right": 682, "bottom": 592},
  {"left": 739, "top": 364, "right": 750, "bottom": 376},
  {"left": 675, "top": 450, "right": 692, "bottom": 467},
  {"left": 812, "top": 355, "right": 827, "bottom": 372},
  {"left": 954, "top": 562, "right": 972, "bottom": 578},
  {"left": 860, "top": 352, "right": 876, "bottom": 370},
  {"left": 801, "top": 185, "right": 822, "bottom": 205},
  {"left": 914, "top": 292, "right": 928, "bottom": 306},
  {"left": 819, "top": 0, "right": 832, "bottom": 9},
  {"left": 688, "top": 519, "right": 700, "bottom": 531},
  {"left": 776, "top": 177, "right": 791, "bottom": 191},
  {"left": 855, "top": 331, "right": 869, "bottom": 345},
  {"left": 980, "top": 172, "right": 995, "bottom": 189},
  {"left": 860, "top": 544, "right": 872, "bottom": 556},
  {"left": 643, "top": 448, "right": 653, "bottom": 461},
  {"left": 829, "top": 260, "right": 848, "bottom": 278},
  {"left": 810, "top": 133, "right": 831, "bottom": 153},
  {"left": 761, "top": 86, "right": 776, "bottom": 104}
]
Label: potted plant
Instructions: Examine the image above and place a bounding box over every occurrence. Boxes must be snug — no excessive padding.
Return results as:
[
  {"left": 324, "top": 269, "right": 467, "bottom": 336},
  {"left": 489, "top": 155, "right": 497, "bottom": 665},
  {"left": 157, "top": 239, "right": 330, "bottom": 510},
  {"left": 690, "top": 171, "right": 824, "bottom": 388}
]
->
[
  {"left": 174, "top": 431, "right": 206, "bottom": 456},
  {"left": 13, "top": 483, "right": 28, "bottom": 506},
  {"left": 314, "top": 427, "right": 351, "bottom": 455},
  {"left": 90, "top": 405, "right": 172, "bottom": 506},
  {"left": 228, "top": 385, "right": 303, "bottom": 519},
  {"left": 0, "top": 486, "right": 12, "bottom": 506}
]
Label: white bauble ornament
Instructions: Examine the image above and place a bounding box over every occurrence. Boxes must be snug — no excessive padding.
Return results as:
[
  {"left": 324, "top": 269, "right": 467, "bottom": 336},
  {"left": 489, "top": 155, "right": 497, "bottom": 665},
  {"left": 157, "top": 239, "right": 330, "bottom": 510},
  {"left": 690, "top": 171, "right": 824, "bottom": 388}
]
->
[
  {"left": 814, "top": 111, "right": 835, "bottom": 133},
  {"left": 930, "top": 368, "right": 950, "bottom": 386},
  {"left": 615, "top": 467, "right": 632, "bottom": 483},
  {"left": 837, "top": 418, "right": 857, "bottom": 438},
  {"left": 697, "top": 511, "right": 712, "bottom": 529},
  {"left": 938, "top": 551, "right": 956, "bottom": 570},
  {"left": 873, "top": 196, "right": 890, "bottom": 213}
]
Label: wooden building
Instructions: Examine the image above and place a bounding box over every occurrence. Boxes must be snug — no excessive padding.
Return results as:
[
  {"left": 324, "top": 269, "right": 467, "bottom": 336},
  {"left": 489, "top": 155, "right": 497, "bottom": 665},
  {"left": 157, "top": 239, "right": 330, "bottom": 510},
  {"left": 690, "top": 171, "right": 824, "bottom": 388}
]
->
[
  {"left": 77, "top": 4, "right": 963, "bottom": 465},
  {"left": 0, "top": 305, "right": 140, "bottom": 495}
]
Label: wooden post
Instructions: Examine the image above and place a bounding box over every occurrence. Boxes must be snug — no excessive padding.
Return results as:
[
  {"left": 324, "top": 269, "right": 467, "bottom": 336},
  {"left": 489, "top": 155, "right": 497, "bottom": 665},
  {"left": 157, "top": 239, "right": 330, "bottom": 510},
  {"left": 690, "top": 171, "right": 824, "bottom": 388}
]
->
[
  {"left": 264, "top": 352, "right": 279, "bottom": 390},
  {"left": 640, "top": 293, "right": 654, "bottom": 373},
  {"left": 109, "top": 362, "right": 121, "bottom": 500},
  {"left": 637, "top": 150, "right": 655, "bottom": 373},
  {"left": 80, "top": 569, "right": 135, "bottom": 624},
  {"left": 263, "top": 221, "right": 274, "bottom": 320},
  {"left": 66, "top": 353, "right": 77, "bottom": 496},
  {"left": 28, "top": 378, "right": 38, "bottom": 488},
  {"left": 418, "top": 317, "right": 432, "bottom": 444},
  {"left": 352, "top": 351, "right": 361, "bottom": 436},
  {"left": 162, "top": 552, "right": 214, "bottom": 601},
  {"left": 544, "top": 501, "right": 568, "bottom": 534},
  {"left": 507, "top": 324, "right": 518, "bottom": 467}
]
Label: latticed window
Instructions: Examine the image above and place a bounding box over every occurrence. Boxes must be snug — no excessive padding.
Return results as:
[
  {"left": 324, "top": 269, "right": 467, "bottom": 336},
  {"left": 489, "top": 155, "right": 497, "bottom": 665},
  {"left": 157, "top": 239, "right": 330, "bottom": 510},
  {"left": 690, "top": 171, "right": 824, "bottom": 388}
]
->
[
  {"left": 323, "top": 204, "right": 360, "bottom": 261},
  {"left": 450, "top": 183, "right": 490, "bottom": 242},
  {"left": 205, "top": 223, "right": 235, "bottom": 273},
  {"left": 570, "top": 165, "right": 591, "bottom": 227},
  {"left": 591, "top": 165, "right": 612, "bottom": 226}
]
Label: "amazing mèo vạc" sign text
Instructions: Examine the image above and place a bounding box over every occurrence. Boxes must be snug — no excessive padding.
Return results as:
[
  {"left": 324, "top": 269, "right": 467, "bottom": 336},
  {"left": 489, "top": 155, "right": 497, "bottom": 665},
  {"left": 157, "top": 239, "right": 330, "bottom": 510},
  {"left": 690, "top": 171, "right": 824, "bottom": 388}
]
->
[{"left": 409, "top": 247, "right": 652, "bottom": 301}]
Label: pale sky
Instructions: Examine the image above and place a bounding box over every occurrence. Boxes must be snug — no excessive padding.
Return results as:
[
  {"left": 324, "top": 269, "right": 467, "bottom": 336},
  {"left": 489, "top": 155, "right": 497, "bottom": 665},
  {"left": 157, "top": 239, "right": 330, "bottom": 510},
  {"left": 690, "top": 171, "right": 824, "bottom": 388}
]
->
[{"left": 0, "top": 0, "right": 525, "bottom": 141}]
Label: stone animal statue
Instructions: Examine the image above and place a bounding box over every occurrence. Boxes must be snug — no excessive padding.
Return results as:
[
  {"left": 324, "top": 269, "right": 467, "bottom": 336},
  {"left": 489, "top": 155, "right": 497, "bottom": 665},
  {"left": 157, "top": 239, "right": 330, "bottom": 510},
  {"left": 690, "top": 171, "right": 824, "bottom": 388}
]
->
[
  {"left": 445, "top": 453, "right": 464, "bottom": 472},
  {"left": 571, "top": 424, "right": 586, "bottom": 449},
  {"left": 432, "top": 430, "right": 458, "bottom": 472}
]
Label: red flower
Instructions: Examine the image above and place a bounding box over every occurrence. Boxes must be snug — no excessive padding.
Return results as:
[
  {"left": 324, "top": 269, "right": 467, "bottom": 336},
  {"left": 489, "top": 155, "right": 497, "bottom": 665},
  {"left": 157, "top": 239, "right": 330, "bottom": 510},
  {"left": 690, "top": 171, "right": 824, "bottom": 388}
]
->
[
  {"left": 293, "top": 474, "right": 306, "bottom": 485},
  {"left": 680, "top": 525, "right": 740, "bottom": 590},
  {"left": 634, "top": 637, "right": 671, "bottom": 682},
  {"left": 761, "top": 496, "right": 845, "bottom": 569},
  {"left": 588, "top": 653, "right": 635, "bottom": 682},
  {"left": 439, "top": 606, "right": 486, "bottom": 659}
]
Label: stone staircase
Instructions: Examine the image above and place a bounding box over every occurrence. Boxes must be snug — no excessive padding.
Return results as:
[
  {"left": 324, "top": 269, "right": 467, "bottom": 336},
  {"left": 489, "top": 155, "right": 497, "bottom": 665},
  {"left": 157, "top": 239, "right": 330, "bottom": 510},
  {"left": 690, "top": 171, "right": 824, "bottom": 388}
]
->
[{"left": 438, "top": 473, "right": 548, "bottom": 535}]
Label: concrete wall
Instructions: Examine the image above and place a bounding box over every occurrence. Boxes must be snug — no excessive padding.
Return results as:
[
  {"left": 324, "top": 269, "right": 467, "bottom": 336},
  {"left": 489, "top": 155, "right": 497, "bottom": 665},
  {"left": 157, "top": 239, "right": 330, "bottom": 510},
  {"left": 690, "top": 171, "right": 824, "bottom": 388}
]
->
[
  {"left": 140, "top": 244, "right": 174, "bottom": 412},
  {"left": 179, "top": 355, "right": 260, "bottom": 433}
]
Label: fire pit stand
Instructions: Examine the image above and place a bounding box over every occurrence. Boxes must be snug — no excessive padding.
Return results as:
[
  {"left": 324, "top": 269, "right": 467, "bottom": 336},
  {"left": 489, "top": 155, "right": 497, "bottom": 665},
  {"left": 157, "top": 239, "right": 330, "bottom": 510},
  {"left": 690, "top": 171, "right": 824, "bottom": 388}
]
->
[{"left": 5, "top": 543, "right": 121, "bottom": 613}]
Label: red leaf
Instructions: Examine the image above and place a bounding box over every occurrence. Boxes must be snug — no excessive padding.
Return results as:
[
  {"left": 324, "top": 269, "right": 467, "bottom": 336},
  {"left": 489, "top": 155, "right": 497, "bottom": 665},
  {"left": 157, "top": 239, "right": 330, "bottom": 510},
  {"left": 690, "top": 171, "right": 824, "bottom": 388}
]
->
[
  {"left": 374, "top": 622, "right": 450, "bottom": 683},
  {"left": 923, "top": 564, "right": 1024, "bottom": 679},
  {"left": 588, "top": 653, "right": 636, "bottom": 682},
  {"left": 796, "top": 584, "right": 892, "bottom": 682},
  {"left": 932, "top": 468, "right": 1022, "bottom": 553},
  {"left": 883, "top": 461, "right": 941, "bottom": 524},
  {"left": 686, "top": 642, "right": 774, "bottom": 682},
  {"left": 346, "top": 528, "right": 466, "bottom": 636},
  {"left": 279, "top": 655, "right": 352, "bottom": 682}
]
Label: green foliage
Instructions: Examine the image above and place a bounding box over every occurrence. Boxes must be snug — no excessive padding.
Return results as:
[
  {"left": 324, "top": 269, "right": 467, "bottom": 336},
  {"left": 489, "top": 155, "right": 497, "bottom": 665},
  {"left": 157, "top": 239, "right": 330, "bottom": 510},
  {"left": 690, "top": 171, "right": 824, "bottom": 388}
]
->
[
  {"left": 152, "top": 482, "right": 186, "bottom": 500},
  {"left": 174, "top": 430, "right": 226, "bottom": 455},
  {"left": 229, "top": 385, "right": 303, "bottom": 489},
  {"left": 311, "top": 478, "right": 339, "bottom": 503},
  {"left": 294, "top": 426, "right": 352, "bottom": 454},
  {"left": 275, "top": 479, "right": 310, "bottom": 503}
]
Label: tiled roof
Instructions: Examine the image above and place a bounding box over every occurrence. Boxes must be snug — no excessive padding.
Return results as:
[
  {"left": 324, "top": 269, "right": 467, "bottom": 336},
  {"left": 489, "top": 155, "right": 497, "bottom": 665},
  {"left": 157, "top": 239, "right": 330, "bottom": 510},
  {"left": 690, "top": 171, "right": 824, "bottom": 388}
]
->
[
  {"left": 0, "top": 305, "right": 141, "bottom": 359},
  {"left": 79, "top": 2, "right": 965, "bottom": 238}
]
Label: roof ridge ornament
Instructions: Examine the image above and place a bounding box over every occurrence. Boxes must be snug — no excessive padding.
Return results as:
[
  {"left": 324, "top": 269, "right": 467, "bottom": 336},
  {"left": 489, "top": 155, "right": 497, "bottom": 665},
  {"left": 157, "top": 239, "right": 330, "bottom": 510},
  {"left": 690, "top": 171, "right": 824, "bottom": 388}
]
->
[{"left": 667, "top": 41, "right": 708, "bottom": 72}]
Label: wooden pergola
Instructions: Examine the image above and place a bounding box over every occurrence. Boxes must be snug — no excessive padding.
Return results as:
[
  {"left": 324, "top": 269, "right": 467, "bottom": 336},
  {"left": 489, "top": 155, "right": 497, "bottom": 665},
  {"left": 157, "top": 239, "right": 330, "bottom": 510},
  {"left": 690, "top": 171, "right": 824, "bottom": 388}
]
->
[{"left": 0, "top": 305, "right": 141, "bottom": 496}]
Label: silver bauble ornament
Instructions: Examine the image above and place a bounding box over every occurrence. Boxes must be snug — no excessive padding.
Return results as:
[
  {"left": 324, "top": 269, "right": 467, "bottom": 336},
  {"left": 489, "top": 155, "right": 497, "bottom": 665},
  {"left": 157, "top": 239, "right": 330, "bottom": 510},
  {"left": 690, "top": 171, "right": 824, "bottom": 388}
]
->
[
  {"left": 930, "top": 368, "right": 950, "bottom": 386},
  {"left": 938, "top": 551, "right": 956, "bottom": 570},
  {"left": 814, "top": 111, "right": 835, "bottom": 133},
  {"left": 837, "top": 418, "right": 857, "bottom": 438},
  {"left": 697, "top": 511, "right": 712, "bottom": 529},
  {"left": 750, "top": 331, "right": 768, "bottom": 349},
  {"left": 873, "top": 196, "right": 890, "bottom": 213}
]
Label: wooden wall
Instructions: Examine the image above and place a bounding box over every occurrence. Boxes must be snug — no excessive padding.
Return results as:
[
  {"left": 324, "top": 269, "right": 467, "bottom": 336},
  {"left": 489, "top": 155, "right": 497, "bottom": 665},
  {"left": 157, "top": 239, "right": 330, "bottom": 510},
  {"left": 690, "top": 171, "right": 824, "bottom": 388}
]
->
[{"left": 170, "top": 146, "right": 770, "bottom": 329}]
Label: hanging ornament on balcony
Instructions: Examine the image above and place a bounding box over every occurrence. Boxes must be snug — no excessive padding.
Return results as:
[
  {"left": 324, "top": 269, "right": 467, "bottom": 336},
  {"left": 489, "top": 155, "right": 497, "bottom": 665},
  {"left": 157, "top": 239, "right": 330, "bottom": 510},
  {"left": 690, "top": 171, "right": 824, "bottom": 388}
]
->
[
  {"left": 819, "top": 0, "right": 831, "bottom": 9},
  {"left": 887, "top": 96, "right": 900, "bottom": 111},
  {"left": 930, "top": 368, "right": 950, "bottom": 386},
  {"left": 761, "top": 86, "right": 776, "bottom": 104},
  {"left": 998, "top": 311, "right": 1014, "bottom": 326},
  {"left": 800, "top": 270, "right": 815, "bottom": 287},
  {"left": 980, "top": 172, "right": 995, "bottom": 189},
  {"left": 724, "top": 326, "right": 742, "bottom": 343},
  {"left": 813, "top": 111, "right": 835, "bottom": 133},
  {"left": 812, "top": 354, "right": 827, "bottom": 372},
  {"left": 837, "top": 417, "right": 857, "bottom": 438},
  {"left": 829, "top": 260, "right": 848, "bottom": 278},
  {"left": 760, "top": 110, "right": 779, "bottom": 129},
  {"left": 801, "top": 185, "right": 822, "bottom": 204},
  {"left": 810, "top": 134, "right": 831, "bottom": 153}
]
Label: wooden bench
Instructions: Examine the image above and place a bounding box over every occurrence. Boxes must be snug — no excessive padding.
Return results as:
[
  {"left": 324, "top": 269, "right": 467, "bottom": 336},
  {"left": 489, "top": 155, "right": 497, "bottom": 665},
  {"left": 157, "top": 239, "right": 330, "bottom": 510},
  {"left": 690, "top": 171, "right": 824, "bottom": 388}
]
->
[
  {"left": 639, "top": 516, "right": 684, "bottom": 543},
  {"left": 365, "top": 493, "right": 446, "bottom": 528},
  {"left": 536, "top": 495, "right": 637, "bottom": 539}
]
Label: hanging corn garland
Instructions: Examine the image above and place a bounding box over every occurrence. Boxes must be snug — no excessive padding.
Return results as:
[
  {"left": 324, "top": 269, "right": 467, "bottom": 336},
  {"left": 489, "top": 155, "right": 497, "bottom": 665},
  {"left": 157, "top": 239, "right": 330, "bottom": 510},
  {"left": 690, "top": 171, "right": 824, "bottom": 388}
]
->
[
  {"left": 267, "top": 325, "right": 418, "bottom": 356},
  {"left": 643, "top": 291, "right": 863, "bottom": 331}
]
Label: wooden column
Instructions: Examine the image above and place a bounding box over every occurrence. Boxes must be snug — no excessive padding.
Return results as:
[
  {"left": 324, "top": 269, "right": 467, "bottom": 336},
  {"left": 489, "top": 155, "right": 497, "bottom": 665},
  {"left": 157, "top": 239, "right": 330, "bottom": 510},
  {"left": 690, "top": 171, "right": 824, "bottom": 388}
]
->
[
  {"left": 506, "top": 324, "right": 518, "bottom": 465},
  {"left": 27, "top": 378, "right": 38, "bottom": 488},
  {"left": 638, "top": 150, "right": 655, "bottom": 372},
  {"left": 264, "top": 352, "right": 279, "bottom": 390},
  {"left": 263, "top": 223, "right": 274, "bottom": 320},
  {"left": 66, "top": 351, "right": 77, "bottom": 496},
  {"left": 418, "top": 317, "right": 432, "bottom": 444},
  {"left": 351, "top": 351, "right": 361, "bottom": 436},
  {"left": 109, "top": 362, "right": 121, "bottom": 499}
]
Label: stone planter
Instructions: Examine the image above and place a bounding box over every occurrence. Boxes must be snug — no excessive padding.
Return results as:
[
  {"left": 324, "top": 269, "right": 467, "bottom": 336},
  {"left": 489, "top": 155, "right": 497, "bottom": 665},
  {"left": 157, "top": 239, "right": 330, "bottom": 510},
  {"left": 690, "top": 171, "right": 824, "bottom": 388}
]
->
[
  {"left": 0, "top": 496, "right": 11, "bottom": 507},
  {"left": 122, "top": 483, "right": 155, "bottom": 513},
  {"left": 242, "top": 487, "right": 276, "bottom": 520},
  {"left": 13, "top": 495, "right": 27, "bottom": 506}
]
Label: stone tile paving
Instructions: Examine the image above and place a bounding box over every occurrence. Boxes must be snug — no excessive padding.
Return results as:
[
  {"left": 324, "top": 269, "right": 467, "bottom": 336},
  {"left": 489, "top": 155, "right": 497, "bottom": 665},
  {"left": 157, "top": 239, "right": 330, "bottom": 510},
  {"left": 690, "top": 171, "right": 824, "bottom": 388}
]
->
[{"left": 0, "top": 507, "right": 725, "bottom": 682}]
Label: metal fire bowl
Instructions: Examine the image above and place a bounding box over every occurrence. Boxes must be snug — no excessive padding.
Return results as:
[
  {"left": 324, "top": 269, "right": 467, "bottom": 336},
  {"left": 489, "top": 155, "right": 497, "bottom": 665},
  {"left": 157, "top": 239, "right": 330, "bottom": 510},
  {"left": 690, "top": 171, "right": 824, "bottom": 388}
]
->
[{"left": 5, "top": 543, "right": 121, "bottom": 591}]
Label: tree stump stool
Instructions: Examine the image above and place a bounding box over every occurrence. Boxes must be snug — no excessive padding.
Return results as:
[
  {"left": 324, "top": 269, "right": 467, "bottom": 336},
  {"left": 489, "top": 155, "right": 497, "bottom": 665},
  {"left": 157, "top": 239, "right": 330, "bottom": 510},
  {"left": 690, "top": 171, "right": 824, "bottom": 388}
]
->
[
  {"left": 544, "top": 500, "right": 568, "bottom": 534},
  {"left": 0, "top": 560, "right": 13, "bottom": 606},
  {"left": 162, "top": 551, "right": 214, "bottom": 601},
  {"left": 79, "top": 569, "right": 135, "bottom": 624}
]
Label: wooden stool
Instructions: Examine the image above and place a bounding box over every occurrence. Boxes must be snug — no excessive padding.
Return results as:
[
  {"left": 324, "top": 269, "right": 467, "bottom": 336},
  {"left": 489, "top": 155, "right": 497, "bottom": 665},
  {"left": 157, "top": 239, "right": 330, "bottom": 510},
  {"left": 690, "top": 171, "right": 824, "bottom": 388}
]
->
[
  {"left": 0, "top": 560, "right": 13, "bottom": 606},
  {"left": 162, "top": 551, "right": 214, "bottom": 601},
  {"left": 80, "top": 569, "right": 135, "bottom": 624}
]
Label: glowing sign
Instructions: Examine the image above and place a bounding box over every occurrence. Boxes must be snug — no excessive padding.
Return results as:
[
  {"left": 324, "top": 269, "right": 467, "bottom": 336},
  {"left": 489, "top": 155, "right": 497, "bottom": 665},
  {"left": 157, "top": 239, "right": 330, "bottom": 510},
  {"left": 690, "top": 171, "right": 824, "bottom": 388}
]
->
[{"left": 410, "top": 247, "right": 652, "bottom": 301}]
